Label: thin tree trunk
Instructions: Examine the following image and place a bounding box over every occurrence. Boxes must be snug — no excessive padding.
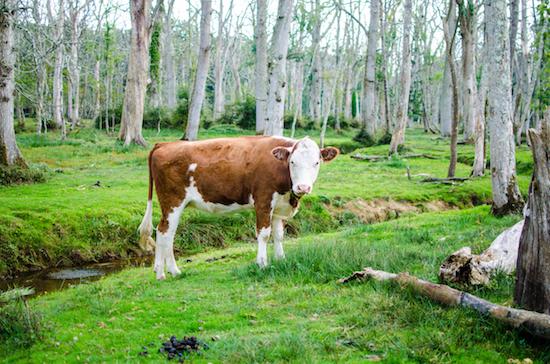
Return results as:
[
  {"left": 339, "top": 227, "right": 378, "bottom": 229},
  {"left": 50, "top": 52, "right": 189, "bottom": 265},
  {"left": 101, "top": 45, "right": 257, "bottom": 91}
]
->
[
  {"left": 388, "top": 0, "right": 413, "bottom": 155},
  {"left": 438, "top": 2, "right": 457, "bottom": 137},
  {"left": 310, "top": 0, "right": 322, "bottom": 125},
  {"left": 0, "top": 0, "right": 26, "bottom": 167},
  {"left": 263, "top": 0, "right": 293, "bottom": 136},
  {"left": 213, "top": 0, "right": 225, "bottom": 119},
  {"left": 485, "top": 0, "right": 523, "bottom": 215},
  {"left": 445, "top": 0, "right": 459, "bottom": 177},
  {"left": 185, "top": 0, "right": 212, "bottom": 141},
  {"left": 254, "top": 0, "right": 268, "bottom": 134},
  {"left": 514, "top": 108, "right": 550, "bottom": 314},
  {"left": 362, "top": 0, "right": 379, "bottom": 136},
  {"left": 119, "top": 0, "right": 152, "bottom": 146},
  {"left": 458, "top": 0, "right": 477, "bottom": 142},
  {"left": 50, "top": 0, "right": 65, "bottom": 139},
  {"left": 163, "top": 0, "right": 177, "bottom": 109}
]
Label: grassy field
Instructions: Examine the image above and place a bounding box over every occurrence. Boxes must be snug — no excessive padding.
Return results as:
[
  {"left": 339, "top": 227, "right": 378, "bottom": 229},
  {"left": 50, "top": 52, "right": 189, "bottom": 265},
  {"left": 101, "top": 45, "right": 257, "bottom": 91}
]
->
[
  {"left": 1, "top": 123, "right": 544, "bottom": 362},
  {"left": 4, "top": 206, "right": 549, "bottom": 363},
  {"left": 0, "top": 123, "right": 532, "bottom": 277}
]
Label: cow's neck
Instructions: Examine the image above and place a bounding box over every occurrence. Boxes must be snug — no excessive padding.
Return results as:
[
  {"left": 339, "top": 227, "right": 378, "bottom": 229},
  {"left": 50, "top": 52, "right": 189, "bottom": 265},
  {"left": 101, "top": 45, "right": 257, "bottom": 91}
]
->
[{"left": 289, "top": 190, "right": 302, "bottom": 208}]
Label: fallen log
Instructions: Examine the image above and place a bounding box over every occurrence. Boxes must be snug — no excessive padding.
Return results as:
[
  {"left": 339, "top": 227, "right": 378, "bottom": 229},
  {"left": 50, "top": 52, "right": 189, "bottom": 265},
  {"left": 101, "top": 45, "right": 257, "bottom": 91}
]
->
[
  {"left": 439, "top": 220, "right": 524, "bottom": 285},
  {"left": 338, "top": 267, "right": 550, "bottom": 340},
  {"left": 420, "top": 177, "right": 469, "bottom": 184},
  {"left": 351, "top": 153, "right": 437, "bottom": 161}
]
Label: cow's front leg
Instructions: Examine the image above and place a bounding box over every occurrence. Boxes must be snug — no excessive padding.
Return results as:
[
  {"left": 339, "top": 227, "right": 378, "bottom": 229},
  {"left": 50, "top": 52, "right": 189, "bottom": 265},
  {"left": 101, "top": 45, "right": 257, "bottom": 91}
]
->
[
  {"left": 255, "top": 202, "right": 272, "bottom": 268},
  {"left": 155, "top": 203, "right": 185, "bottom": 280},
  {"left": 272, "top": 218, "right": 285, "bottom": 260}
]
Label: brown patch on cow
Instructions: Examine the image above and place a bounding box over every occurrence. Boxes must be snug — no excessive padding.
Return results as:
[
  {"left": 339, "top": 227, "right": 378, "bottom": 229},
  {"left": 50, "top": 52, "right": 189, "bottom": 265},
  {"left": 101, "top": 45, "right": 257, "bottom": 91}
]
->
[
  {"left": 329, "top": 198, "right": 456, "bottom": 224},
  {"left": 149, "top": 136, "right": 297, "bottom": 234}
]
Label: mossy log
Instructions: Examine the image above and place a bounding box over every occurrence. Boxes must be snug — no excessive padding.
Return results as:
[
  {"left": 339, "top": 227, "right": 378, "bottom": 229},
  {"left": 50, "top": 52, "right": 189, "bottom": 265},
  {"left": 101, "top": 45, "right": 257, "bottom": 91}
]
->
[{"left": 339, "top": 267, "right": 550, "bottom": 340}]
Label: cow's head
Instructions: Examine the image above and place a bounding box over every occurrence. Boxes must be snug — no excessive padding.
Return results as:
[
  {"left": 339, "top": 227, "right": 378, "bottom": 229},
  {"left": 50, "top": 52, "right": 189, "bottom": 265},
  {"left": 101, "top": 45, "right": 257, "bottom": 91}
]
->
[{"left": 272, "top": 137, "right": 339, "bottom": 196}]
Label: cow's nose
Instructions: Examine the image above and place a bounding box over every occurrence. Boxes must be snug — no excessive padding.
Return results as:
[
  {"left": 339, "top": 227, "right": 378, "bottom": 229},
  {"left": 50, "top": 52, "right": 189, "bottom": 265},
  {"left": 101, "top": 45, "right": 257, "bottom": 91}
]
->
[{"left": 296, "top": 184, "right": 311, "bottom": 195}]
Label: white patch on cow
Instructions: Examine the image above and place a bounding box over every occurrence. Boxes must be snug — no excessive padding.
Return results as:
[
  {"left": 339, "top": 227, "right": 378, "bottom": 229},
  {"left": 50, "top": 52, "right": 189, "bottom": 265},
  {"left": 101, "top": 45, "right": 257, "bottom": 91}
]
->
[
  {"left": 184, "top": 177, "right": 254, "bottom": 213},
  {"left": 155, "top": 200, "right": 186, "bottom": 280},
  {"left": 187, "top": 163, "right": 197, "bottom": 173},
  {"left": 256, "top": 226, "right": 271, "bottom": 268},
  {"left": 138, "top": 200, "right": 154, "bottom": 251},
  {"left": 288, "top": 137, "right": 322, "bottom": 196},
  {"left": 271, "top": 192, "right": 298, "bottom": 219}
]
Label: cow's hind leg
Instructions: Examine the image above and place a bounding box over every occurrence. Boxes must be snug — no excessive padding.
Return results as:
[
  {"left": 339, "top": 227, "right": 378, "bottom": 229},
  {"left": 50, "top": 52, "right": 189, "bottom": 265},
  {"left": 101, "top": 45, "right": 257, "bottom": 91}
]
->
[
  {"left": 255, "top": 201, "right": 273, "bottom": 268},
  {"left": 155, "top": 202, "right": 185, "bottom": 280},
  {"left": 272, "top": 217, "right": 285, "bottom": 260}
]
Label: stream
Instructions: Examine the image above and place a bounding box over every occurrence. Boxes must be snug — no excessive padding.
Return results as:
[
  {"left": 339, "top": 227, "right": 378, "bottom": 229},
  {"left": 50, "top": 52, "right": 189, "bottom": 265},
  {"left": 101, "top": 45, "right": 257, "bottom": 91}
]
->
[{"left": 0, "top": 256, "right": 153, "bottom": 297}]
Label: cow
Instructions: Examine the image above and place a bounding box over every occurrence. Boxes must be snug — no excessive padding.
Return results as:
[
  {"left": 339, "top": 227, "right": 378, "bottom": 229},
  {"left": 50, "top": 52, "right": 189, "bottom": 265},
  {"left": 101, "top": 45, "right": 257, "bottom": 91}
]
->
[{"left": 138, "top": 136, "right": 339, "bottom": 280}]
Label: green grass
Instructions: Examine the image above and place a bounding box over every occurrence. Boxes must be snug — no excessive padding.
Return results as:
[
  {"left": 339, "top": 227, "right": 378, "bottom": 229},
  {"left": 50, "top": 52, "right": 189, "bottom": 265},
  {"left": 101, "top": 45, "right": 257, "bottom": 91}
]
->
[
  {"left": 0, "top": 123, "right": 532, "bottom": 277},
  {"left": 2, "top": 206, "right": 548, "bottom": 363}
]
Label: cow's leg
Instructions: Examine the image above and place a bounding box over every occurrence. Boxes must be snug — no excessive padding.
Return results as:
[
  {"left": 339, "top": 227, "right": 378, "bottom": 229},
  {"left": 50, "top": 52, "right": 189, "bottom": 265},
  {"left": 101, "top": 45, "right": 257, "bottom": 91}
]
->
[
  {"left": 155, "top": 202, "right": 185, "bottom": 280},
  {"left": 255, "top": 202, "right": 272, "bottom": 268},
  {"left": 272, "top": 217, "right": 285, "bottom": 260}
]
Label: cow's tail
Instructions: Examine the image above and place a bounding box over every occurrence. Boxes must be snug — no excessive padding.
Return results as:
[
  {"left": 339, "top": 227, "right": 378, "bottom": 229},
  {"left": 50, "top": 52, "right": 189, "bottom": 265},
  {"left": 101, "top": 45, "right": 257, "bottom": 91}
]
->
[{"left": 138, "top": 148, "right": 156, "bottom": 252}]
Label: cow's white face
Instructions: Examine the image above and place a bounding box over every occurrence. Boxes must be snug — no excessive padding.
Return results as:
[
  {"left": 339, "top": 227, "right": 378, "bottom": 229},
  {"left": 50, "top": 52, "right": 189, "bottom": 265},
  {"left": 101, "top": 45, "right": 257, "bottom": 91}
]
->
[{"left": 272, "top": 137, "right": 339, "bottom": 196}]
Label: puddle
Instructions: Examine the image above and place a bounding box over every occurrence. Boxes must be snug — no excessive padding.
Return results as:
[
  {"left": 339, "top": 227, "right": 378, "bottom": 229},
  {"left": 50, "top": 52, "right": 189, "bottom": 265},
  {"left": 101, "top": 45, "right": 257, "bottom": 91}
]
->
[{"left": 0, "top": 257, "right": 153, "bottom": 297}]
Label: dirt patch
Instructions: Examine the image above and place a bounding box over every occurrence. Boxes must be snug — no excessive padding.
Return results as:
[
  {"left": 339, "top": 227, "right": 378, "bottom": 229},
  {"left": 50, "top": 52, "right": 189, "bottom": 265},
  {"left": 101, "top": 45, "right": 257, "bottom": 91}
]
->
[{"left": 329, "top": 198, "right": 456, "bottom": 224}]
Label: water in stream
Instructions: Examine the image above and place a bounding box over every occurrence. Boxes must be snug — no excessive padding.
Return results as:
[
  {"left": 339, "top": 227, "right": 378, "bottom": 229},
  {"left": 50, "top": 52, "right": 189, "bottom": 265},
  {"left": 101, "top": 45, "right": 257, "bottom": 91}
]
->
[{"left": 0, "top": 257, "right": 153, "bottom": 297}]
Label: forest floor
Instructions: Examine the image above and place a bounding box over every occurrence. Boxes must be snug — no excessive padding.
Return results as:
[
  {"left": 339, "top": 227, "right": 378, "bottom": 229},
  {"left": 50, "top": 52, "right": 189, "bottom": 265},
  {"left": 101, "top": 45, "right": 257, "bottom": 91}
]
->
[{"left": 2, "top": 122, "right": 546, "bottom": 363}]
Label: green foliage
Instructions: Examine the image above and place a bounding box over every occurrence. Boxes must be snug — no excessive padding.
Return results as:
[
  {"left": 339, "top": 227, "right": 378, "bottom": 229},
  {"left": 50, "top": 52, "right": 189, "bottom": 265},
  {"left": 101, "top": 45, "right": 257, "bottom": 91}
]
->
[
  {"left": 0, "top": 289, "right": 42, "bottom": 348},
  {"left": 352, "top": 128, "right": 376, "bottom": 147},
  {"left": 377, "top": 131, "right": 392, "bottom": 145},
  {"left": 351, "top": 91, "right": 358, "bottom": 118},
  {"left": 215, "top": 95, "right": 256, "bottom": 130},
  {"left": 94, "top": 105, "right": 122, "bottom": 129},
  {"left": 0, "top": 165, "right": 46, "bottom": 186},
  {"left": 148, "top": 22, "right": 162, "bottom": 86}
]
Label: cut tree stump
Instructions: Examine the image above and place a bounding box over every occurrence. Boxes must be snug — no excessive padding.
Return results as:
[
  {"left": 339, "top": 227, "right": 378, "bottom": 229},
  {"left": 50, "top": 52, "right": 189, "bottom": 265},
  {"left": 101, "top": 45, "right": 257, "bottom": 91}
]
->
[
  {"left": 338, "top": 267, "right": 550, "bottom": 340},
  {"left": 514, "top": 109, "right": 550, "bottom": 314},
  {"left": 439, "top": 220, "right": 524, "bottom": 285}
]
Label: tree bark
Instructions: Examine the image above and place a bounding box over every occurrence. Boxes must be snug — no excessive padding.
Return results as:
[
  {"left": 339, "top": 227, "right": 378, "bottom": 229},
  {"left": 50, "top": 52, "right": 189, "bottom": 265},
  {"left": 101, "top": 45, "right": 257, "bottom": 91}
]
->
[
  {"left": 0, "top": 0, "right": 26, "bottom": 167},
  {"left": 458, "top": 0, "right": 477, "bottom": 142},
  {"left": 213, "top": 0, "right": 225, "bottom": 119},
  {"left": 485, "top": 0, "right": 523, "bottom": 215},
  {"left": 438, "top": 1, "right": 457, "bottom": 137},
  {"left": 118, "top": 0, "right": 152, "bottom": 146},
  {"left": 514, "top": 109, "right": 550, "bottom": 314},
  {"left": 444, "top": 0, "right": 459, "bottom": 177},
  {"left": 185, "top": 0, "right": 212, "bottom": 141},
  {"left": 388, "top": 0, "right": 412, "bottom": 155},
  {"left": 254, "top": 0, "right": 268, "bottom": 134},
  {"left": 263, "top": 0, "right": 293, "bottom": 136},
  {"left": 50, "top": 0, "right": 65, "bottom": 139},
  {"left": 362, "top": 0, "right": 379, "bottom": 136},
  {"left": 163, "top": 0, "right": 177, "bottom": 109}
]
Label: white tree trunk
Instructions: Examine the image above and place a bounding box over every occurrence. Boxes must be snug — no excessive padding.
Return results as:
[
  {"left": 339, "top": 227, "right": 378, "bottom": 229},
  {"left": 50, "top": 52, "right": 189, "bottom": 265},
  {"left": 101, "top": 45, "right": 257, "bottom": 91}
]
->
[
  {"left": 310, "top": 0, "right": 322, "bottom": 124},
  {"left": 263, "top": 0, "right": 293, "bottom": 136},
  {"left": 51, "top": 0, "right": 65, "bottom": 139},
  {"left": 388, "top": 0, "right": 413, "bottom": 155},
  {"left": 459, "top": 0, "right": 477, "bottom": 142},
  {"left": 213, "top": 0, "right": 225, "bottom": 119},
  {"left": 94, "top": 60, "right": 101, "bottom": 123},
  {"left": 186, "top": 0, "right": 212, "bottom": 141},
  {"left": 254, "top": 0, "right": 268, "bottom": 134},
  {"left": 68, "top": 4, "right": 82, "bottom": 129},
  {"left": 362, "top": 0, "right": 379, "bottom": 136},
  {"left": 118, "top": 0, "right": 152, "bottom": 146},
  {"left": 485, "top": 0, "right": 523, "bottom": 215},
  {"left": 0, "top": 0, "right": 25, "bottom": 167},
  {"left": 438, "top": 1, "right": 456, "bottom": 137},
  {"left": 163, "top": 0, "right": 177, "bottom": 109}
]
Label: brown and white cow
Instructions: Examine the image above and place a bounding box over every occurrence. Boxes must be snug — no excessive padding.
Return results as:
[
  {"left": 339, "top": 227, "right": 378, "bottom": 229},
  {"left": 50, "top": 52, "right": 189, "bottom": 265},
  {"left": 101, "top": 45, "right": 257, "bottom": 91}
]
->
[{"left": 138, "top": 136, "right": 339, "bottom": 280}]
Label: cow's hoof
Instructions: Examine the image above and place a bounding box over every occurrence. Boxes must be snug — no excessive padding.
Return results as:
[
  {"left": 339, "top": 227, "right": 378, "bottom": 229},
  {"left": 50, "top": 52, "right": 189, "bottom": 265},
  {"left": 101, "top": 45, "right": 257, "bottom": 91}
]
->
[
  {"left": 156, "top": 273, "right": 166, "bottom": 280},
  {"left": 168, "top": 266, "right": 181, "bottom": 277},
  {"left": 274, "top": 253, "right": 286, "bottom": 260},
  {"left": 256, "top": 259, "right": 268, "bottom": 269}
]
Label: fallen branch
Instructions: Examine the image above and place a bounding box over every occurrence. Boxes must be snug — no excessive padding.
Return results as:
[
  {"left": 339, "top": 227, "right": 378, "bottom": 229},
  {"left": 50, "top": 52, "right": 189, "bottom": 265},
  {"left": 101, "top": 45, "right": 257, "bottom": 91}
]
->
[
  {"left": 420, "top": 177, "right": 469, "bottom": 184},
  {"left": 440, "top": 220, "right": 524, "bottom": 285},
  {"left": 338, "top": 267, "right": 550, "bottom": 340},
  {"left": 351, "top": 153, "right": 437, "bottom": 161}
]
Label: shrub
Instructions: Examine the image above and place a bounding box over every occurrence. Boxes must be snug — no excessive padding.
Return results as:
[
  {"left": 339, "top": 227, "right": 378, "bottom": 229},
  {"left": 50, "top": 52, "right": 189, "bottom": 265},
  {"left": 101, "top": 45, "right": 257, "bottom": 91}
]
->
[
  {"left": 353, "top": 128, "right": 376, "bottom": 147},
  {"left": 377, "top": 131, "right": 393, "bottom": 145},
  {"left": 94, "top": 105, "right": 122, "bottom": 129},
  {"left": 142, "top": 107, "right": 173, "bottom": 129},
  {"left": 216, "top": 95, "right": 256, "bottom": 130},
  {"left": 0, "top": 165, "right": 47, "bottom": 186}
]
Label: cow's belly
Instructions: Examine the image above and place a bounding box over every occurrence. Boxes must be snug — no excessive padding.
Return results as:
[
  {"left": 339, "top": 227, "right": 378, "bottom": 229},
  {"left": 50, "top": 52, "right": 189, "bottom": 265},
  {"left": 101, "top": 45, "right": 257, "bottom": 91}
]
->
[
  {"left": 185, "top": 178, "right": 254, "bottom": 214},
  {"left": 271, "top": 192, "right": 298, "bottom": 219}
]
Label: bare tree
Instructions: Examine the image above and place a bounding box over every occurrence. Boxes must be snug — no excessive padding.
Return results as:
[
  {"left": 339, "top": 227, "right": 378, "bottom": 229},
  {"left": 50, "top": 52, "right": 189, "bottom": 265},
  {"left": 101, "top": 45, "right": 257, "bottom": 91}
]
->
[
  {"left": 48, "top": 0, "right": 66, "bottom": 139},
  {"left": 163, "top": 0, "right": 177, "bottom": 109},
  {"left": 185, "top": 0, "right": 212, "bottom": 141},
  {"left": 0, "top": 0, "right": 25, "bottom": 167},
  {"left": 264, "top": 0, "right": 294, "bottom": 136},
  {"left": 254, "top": 0, "right": 267, "bottom": 134},
  {"left": 485, "top": 0, "right": 523, "bottom": 215},
  {"left": 438, "top": 0, "right": 456, "bottom": 137},
  {"left": 444, "top": 0, "right": 459, "bottom": 177},
  {"left": 362, "top": 0, "right": 380, "bottom": 137},
  {"left": 388, "top": 0, "right": 413, "bottom": 155},
  {"left": 118, "top": 0, "right": 158, "bottom": 146}
]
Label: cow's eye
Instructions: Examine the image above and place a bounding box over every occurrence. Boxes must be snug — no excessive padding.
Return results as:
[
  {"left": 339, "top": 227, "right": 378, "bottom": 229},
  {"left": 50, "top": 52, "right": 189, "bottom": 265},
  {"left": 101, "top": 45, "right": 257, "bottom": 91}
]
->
[
  {"left": 315, "top": 161, "right": 320, "bottom": 166},
  {"left": 290, "top": 161, "right": 295, "bottom": 165}
]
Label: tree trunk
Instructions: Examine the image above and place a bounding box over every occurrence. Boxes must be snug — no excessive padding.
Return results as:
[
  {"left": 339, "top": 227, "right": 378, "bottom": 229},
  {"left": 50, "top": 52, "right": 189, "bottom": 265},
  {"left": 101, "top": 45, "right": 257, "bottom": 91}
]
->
[
  {"left": 254, "top": 0, "right": 268, "bottom": 134},
  {"left": 119, "top": 0, "right": 152, "bottom": 146},
  {"left": 94, "top": 60, "right": 101, "bottom": 124},
  {"left": 458, "top": 0, "right": 477, "bottom": 142},
  {"left": 485, "top": 0, "right": 523, "bottom": 215},
  {"left": 263, "top": 0, "right": 293, "bottom": 136},
  {"left": 68, "top": 7, "right": 81, "bottom": 129},
  {"left": 51, "top": 0, "right": 65, "bottom": 139},
  {"left": 362, "top": 0, "right": 379, "bottom": 136},
  {"left": 185, "top": 0, "right": 212, "bottom": 141},
  {"left": 514, "top": 109, "right": 550, "bottom": 314},
  {"left": 163, "top": 0, "right": 177, "bottom": 109},
  {"left": 438, "top": 2, "right": 457, "bottom": 137},
  {"left": 0, "top": 0, "right": 25, "bottom": 167},
  {"left": 388, "top": 0, "right": 412, "bottom": 155},
  {"left": 310, "top": 0, "right": 322, "bottom": 125},
  {"left": 213, "top": 0, "right": 225, "bottom": 120},
  {"left": 444, "top": 0, "right": 459, "bottom": 177}
]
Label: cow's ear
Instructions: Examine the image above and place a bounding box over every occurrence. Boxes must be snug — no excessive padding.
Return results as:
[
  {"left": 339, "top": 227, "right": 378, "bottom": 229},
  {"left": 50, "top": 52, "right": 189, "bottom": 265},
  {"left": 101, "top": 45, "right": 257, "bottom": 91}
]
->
[
  {"left": 320, "top": 147, "right": 339, "bottom": 162},
  {"left": 272, "top": 147, "right": 291, "bottom": 161}
]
